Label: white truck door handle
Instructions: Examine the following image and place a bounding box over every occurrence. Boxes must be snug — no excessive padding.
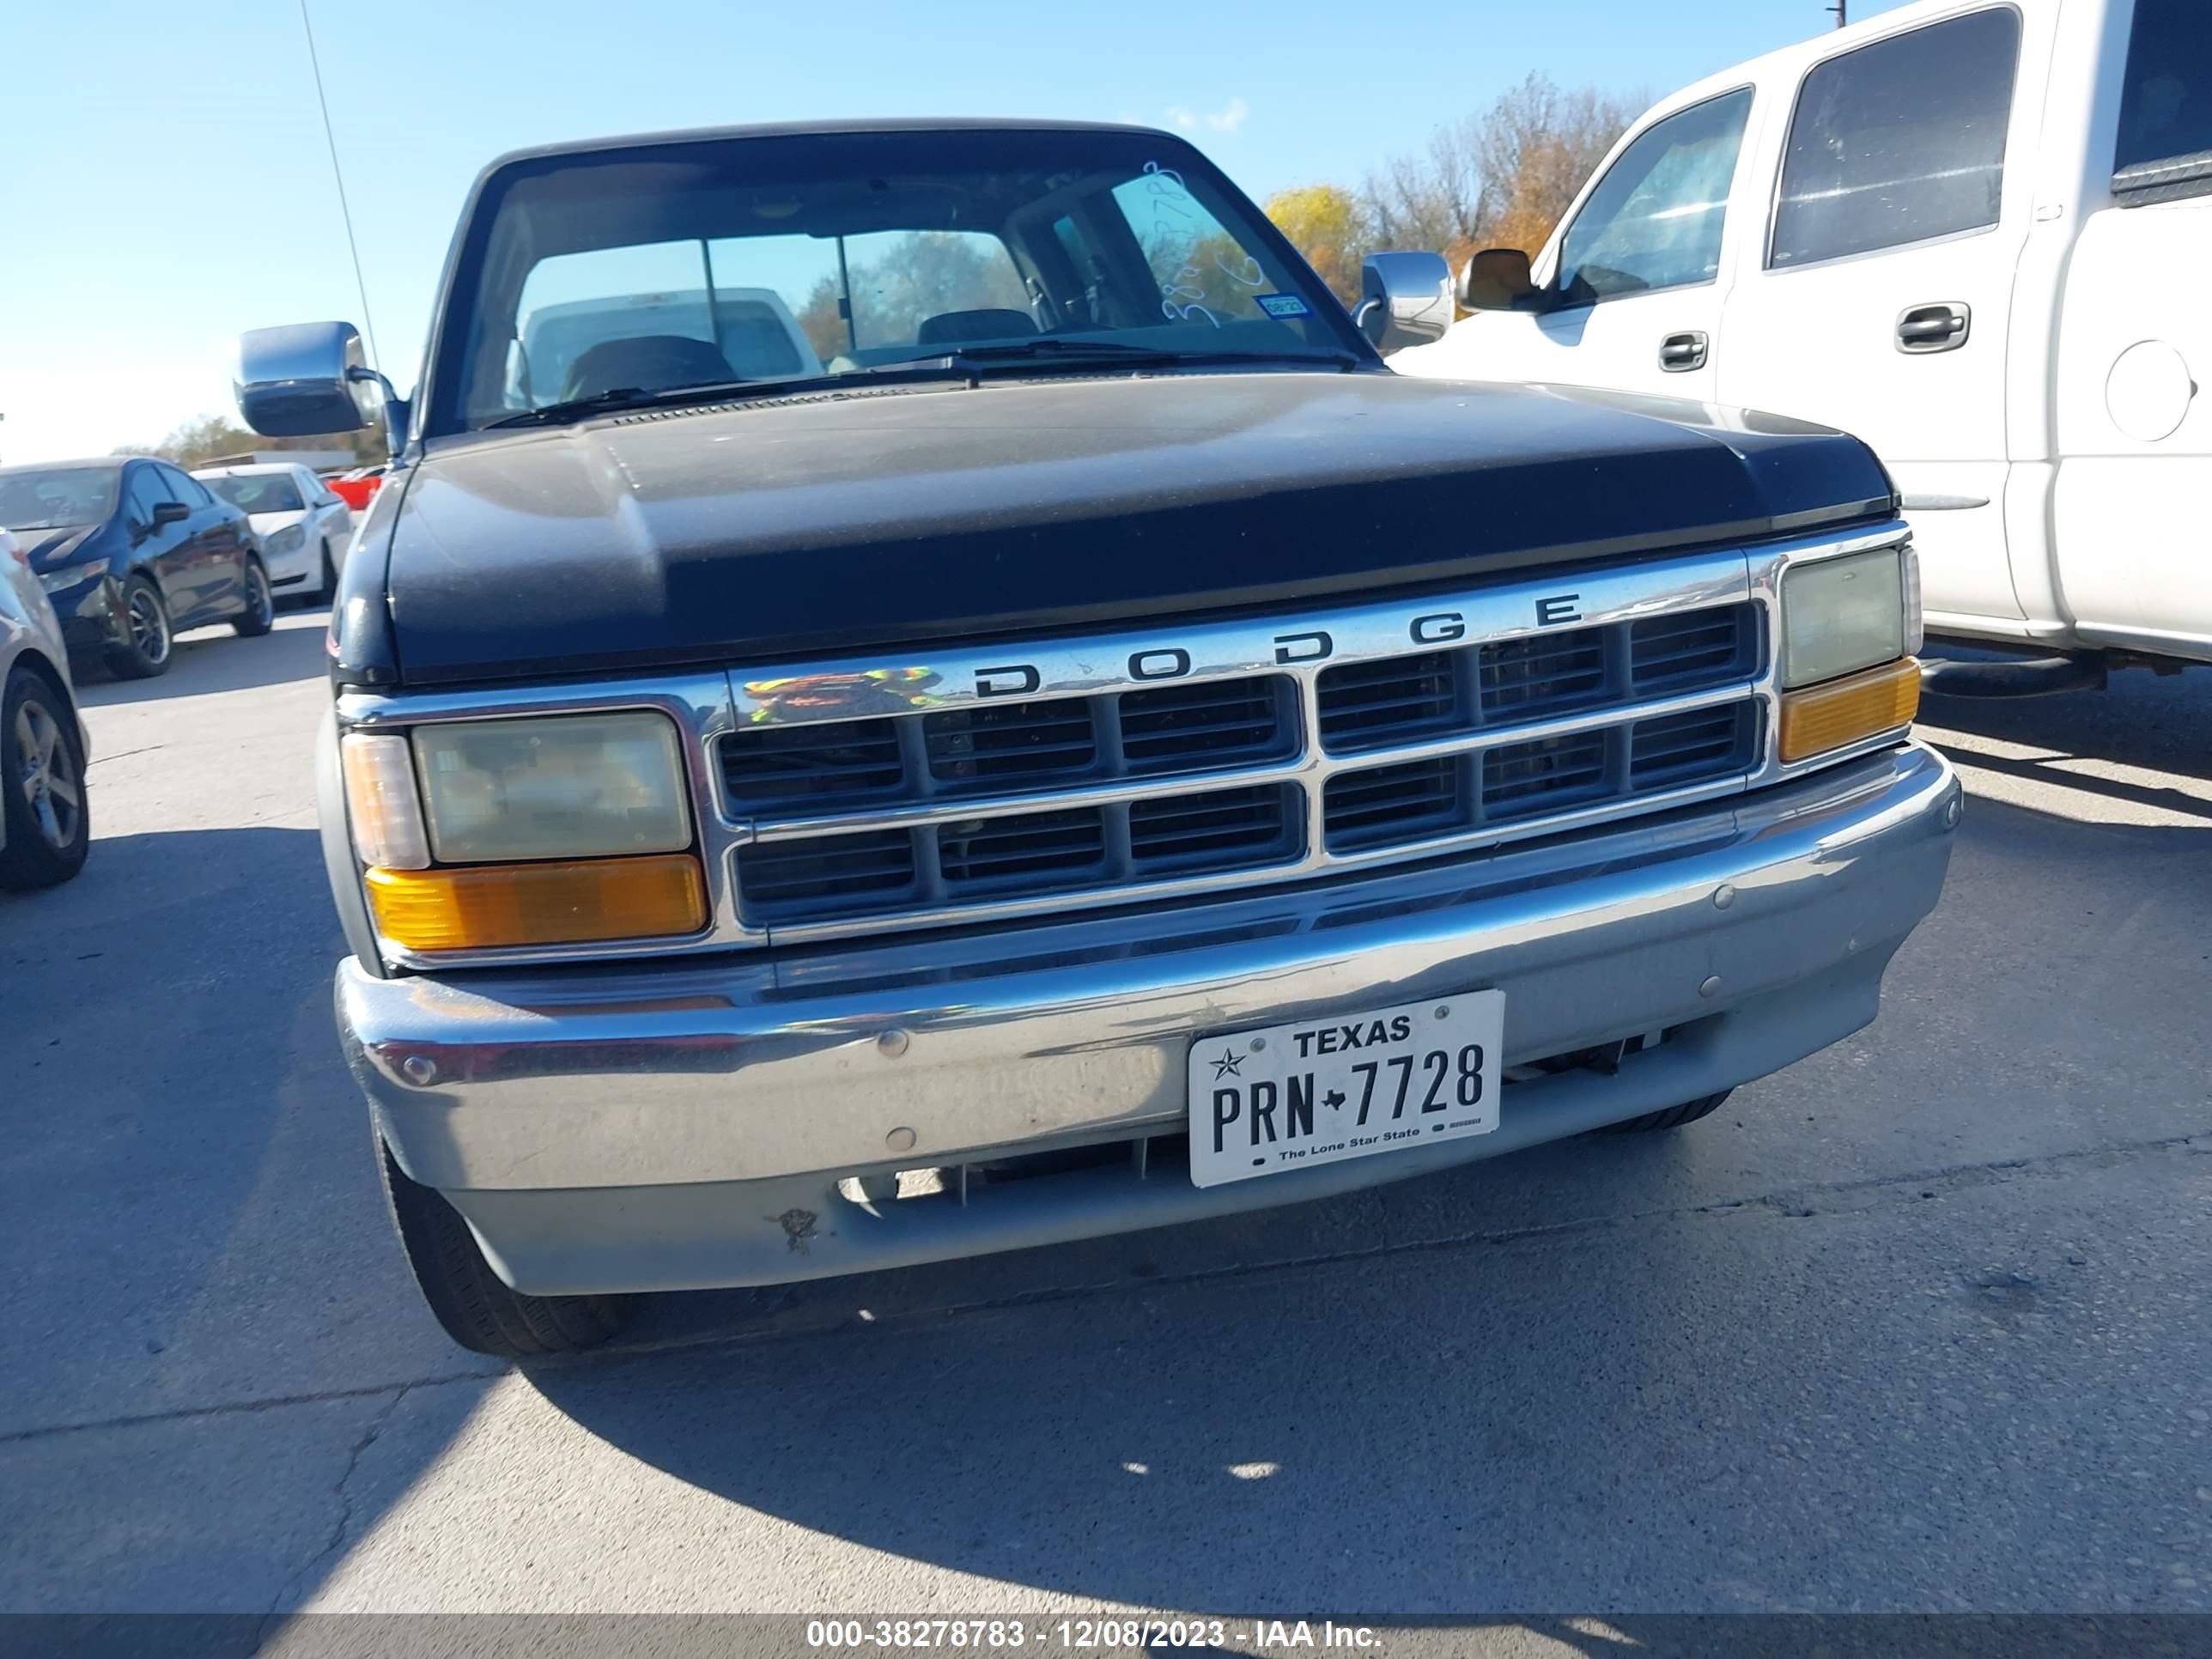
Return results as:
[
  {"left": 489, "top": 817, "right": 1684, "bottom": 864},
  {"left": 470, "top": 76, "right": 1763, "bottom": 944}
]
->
[
  {"left": 1659, "top": 331, "right": 1709, "bottom": 372},
  {"left": 1897, "top": 303, "right": 1972, "bottom": 354}
]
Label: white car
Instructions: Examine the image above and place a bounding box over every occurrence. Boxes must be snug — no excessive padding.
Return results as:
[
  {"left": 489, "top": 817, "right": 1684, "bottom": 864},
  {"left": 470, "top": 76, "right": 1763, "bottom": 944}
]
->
[{"left": 193, "top": 463, "right": 354, "bottom": 605}]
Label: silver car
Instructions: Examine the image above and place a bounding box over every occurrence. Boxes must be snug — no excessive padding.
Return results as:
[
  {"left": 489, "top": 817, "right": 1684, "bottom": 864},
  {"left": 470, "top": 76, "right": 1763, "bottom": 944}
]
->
[
  {"left": 0, "top": 526, "right": 90, "bottom": 889},
  {"left": 192, "top": 463, "right": 354, "bottom": 604}
]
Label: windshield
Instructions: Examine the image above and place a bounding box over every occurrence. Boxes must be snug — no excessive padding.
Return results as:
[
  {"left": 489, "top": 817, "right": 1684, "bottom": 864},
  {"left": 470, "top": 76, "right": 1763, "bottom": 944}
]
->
[
  {"left": 0, "top": 464, "right": 120, "bottom": 532},
  {"left": 432, "top": 128, "right": 1363, "bottom": 434},
  {"left": 204, "top": 472, "right": 305, "bottom": 514}
]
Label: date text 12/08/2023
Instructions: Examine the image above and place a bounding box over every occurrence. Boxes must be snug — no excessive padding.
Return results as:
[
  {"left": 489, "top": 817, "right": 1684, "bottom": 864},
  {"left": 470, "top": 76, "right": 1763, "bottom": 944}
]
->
[{"left": 1186, "top": 992, "right": 1506, "bottom": 1189}]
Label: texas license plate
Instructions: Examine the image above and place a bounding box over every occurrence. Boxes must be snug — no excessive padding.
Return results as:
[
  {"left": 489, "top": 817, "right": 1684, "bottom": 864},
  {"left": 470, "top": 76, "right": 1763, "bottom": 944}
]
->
[{"left": 1186, "top": 991, "right": 1504, "bottom": 1188}]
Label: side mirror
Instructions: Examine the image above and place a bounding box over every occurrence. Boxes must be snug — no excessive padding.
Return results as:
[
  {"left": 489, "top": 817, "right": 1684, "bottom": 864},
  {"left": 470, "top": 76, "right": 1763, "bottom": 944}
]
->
[
  {"left": 150, "top": 501, "right": 191, "bottom": 528},
  {"left": 1355, "top": 252, "right": 1455, "bottom": 354},
  {"left": 236, "top": 321, "right": 379, "bottom": 437},
  {"left": 1457, "top": 247, "right": 1540, "bottom": 312}
]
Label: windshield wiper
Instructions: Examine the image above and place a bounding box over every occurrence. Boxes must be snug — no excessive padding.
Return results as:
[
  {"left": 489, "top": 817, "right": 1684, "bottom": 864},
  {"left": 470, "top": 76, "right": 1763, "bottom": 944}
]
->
[
  {"left": 486, "top": 338, "right": 1364, "bottom": 428},
  {"left": 485, "top": 380, "right": 772, "bottom": 428},
  {"left": 945, "top": 339, "right": 1361, "bottom": 372}
]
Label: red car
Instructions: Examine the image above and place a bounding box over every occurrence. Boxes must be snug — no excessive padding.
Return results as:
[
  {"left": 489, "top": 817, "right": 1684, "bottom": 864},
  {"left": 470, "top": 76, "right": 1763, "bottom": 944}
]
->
[{"left": 327, "top": 466, "right": 388, "bottom": 513}]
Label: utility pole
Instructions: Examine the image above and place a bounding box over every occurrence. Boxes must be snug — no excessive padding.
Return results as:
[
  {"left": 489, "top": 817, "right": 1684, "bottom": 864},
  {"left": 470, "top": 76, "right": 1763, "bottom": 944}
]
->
[{"left": 1827, "top": 0, "right": 1847, "bottom": 25}]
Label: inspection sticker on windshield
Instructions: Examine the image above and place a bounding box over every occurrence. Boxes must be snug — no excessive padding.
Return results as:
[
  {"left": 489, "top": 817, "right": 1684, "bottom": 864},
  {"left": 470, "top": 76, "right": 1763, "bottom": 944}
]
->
[
  {"left": 1254, "top": 293, "right": 1313, "bottom": 320},
  {"left": 1187, "top": 992, "right": 1504, "bottom": 1188}
]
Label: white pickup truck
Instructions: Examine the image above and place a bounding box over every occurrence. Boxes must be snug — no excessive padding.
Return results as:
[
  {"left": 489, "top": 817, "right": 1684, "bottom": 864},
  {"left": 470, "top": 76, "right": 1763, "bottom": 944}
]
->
[{"left": 1393, "top": 0, "right": 2210, "bottom": 688}]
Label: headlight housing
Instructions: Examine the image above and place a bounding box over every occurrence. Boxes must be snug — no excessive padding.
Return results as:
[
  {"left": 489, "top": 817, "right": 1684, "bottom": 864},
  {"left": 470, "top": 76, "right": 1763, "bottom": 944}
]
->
[
  {"left": 1777, "top": 542, "right": 1922, "bottom": 763},
  {"left": 412, "top": 713, "right": 692, "bottom": 862},
  {"left": 264, "top": 525, "right": 306, "bottom": 556},
  {"left": 39, "top": 562, "right": 103, "bottom": 595},
  {"left": 341, "top": 711, "right": 706, "bottom": 952},
  {"left": 1780, "top": 545, "right": 1913, "bottom": 689}
]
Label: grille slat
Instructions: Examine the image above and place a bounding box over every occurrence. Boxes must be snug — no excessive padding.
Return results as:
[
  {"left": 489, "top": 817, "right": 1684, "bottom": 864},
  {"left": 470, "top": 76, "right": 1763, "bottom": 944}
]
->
[
  {"left": 1324, "top": 758, "right": 1462, "bottom": 851},
  {"left": 1630, "top": 705, "right": 1757, "bottom": 788},
  {"left": 1482, "top": 732, "right": 1612, "bottom": 820},
  {"left": 940, "top": 809, "right": 1109, "bottom": 890},
  {"left": 926, "top": 701, "right": 1098, "bottom": 787},
  {"left": 737, "top": 830, "right": 920, "bottom": 919},
  {"left": 1317, "top": 652, "right": 1456, "bottom": 750},
  {"left": 722, "top": 592, "right": 1779, "bottom": 929},
  {"left": 1120, "top": 678, "right": 1285, "bottom": 769},
  {"left": 1480, "top": 629, "right": 1611, "bottom": 721},
  {"left": 1630, "top": 606, "right": 1757, "bottom": 691},
  {"left": 1131, "top": 785, "right": 1297, "bottom": 869},
  {"left": 723, "top": 718, "right": 904, "bottom": 809}
]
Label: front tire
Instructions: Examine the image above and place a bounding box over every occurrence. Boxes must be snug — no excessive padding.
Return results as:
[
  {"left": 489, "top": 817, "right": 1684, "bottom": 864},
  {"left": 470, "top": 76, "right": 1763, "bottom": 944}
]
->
[
  {"left": 0, "top": 666, "right": 91, "bottom": 890},
  {"left": 376, "top": 1135, "right": 631, "bottom": 1358},
  {"left": 103, "top": 574, "right": 172, "bottom": 679},
  {"left": 317, "top": 541, "right": 337, "bottom": 604},
  {"left": 232, "top": 559, "right": 275, "bottom": 637},
  {"left": 1601, "top": 1089, "right": 1733, "bottom": 1135}
]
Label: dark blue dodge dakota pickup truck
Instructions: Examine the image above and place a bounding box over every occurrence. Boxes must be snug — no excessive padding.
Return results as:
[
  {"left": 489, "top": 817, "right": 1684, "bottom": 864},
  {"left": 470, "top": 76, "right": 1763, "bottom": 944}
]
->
[{"left": 234, "top": 118, "right": 1957, "bottom": 1358}]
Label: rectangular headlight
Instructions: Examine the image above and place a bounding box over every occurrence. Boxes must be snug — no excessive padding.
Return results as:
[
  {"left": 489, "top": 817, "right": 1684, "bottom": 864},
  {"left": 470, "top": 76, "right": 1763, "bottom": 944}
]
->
[
  {"left": 1781, "top": 546, "right": 1907, "bottom": 690},
  {"left": 411, "top": 712, "right": 693, "bottom": 864}
]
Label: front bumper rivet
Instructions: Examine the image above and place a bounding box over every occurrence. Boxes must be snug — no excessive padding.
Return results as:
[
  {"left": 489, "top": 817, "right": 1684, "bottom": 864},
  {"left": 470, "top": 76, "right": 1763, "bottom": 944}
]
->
[
  {"left": 1713, "top": 884, "right": 1735, "bottom": 910},
  {"left": 878, "top": 1029, "right": 910, "bottom": 1059},
  {"left": 1698, "top": 975, "right": 1722, "bottom": 999},
  {"left": 885, "top": 1126, "right": 917, "bottom": 1153},
  {"left": 400, "top": 1054, "right": 435, "bottom": 1085}
]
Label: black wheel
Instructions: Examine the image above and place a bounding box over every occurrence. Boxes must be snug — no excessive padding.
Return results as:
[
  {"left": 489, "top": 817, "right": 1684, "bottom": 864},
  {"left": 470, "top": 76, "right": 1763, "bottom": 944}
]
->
[
  {"left": 232, "top": 559, "right": 275, "bottom": 637},
  {"left": 1601, "top": 1089, "right": 1733, "bottom": 1135},
  {"left": 317, "top": 541, "right": 337, "bottom": 604},
  {"left": 102, "top": 574, "right": 172, "bottom": 678},
  {"left": 0, "top": 666, "right": 90, "bottom": 890},
  {"left": 376, "top": 1134, "right": 630, "bottom": 1358}
]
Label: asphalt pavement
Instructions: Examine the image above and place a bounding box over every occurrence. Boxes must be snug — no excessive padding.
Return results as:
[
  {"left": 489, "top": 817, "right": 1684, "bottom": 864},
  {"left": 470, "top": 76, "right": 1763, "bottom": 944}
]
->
[{"left": 3, "top": 610, "right": 2209, "bottom": 1638}]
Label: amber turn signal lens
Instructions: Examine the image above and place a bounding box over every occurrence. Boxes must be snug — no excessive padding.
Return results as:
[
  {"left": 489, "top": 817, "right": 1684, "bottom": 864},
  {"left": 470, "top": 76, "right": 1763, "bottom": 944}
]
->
[
  {"left": 365, "top": 854, "right": 708, "bottom": 951},
  {"left": 1779, "top": 658, "right": 1921, "bottom": 763}
]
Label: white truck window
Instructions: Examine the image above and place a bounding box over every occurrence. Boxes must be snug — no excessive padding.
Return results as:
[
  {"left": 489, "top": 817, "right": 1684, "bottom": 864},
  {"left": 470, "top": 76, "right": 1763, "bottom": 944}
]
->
[
  {"left": 1553, "top": 89, "right": 1753, "bottom": 305},
  {"left": 2115, "top": 0, "right": 2212, "bottom": 175},
  {"left": 1770, "top": 7, "right": 2021, "bottom": 270}
]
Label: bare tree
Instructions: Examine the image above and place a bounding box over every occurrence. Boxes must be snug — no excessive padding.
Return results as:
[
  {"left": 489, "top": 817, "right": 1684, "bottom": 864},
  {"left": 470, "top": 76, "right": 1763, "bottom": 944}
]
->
[{"left": 1361, "top": 75, "right": 1644, "bottom": 264}]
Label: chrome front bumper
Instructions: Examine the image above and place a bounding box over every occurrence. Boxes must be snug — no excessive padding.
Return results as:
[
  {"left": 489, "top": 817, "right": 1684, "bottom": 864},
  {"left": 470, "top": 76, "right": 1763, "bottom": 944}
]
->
[{"left": 338, "top": 744, "right": 1960, "bottom": 1295}]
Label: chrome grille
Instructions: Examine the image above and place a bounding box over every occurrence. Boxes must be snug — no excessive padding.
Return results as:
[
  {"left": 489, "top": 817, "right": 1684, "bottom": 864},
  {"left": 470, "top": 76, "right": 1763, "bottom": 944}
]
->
[{"left": 728, "top": 591, "right": 1772, "bottom": 934}]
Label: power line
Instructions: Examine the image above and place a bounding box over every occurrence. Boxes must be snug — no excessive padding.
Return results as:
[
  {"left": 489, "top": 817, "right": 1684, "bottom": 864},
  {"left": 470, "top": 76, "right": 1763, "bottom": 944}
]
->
[{"left": 299, "top": 0, "right": 380, "bottom": 370}]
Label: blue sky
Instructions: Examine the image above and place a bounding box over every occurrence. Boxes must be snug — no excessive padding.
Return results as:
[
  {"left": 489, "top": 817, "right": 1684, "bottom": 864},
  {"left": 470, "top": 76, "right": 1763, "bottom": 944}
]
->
[{"left": 0, "top": 0, "right": 1908, "bottom": 463}]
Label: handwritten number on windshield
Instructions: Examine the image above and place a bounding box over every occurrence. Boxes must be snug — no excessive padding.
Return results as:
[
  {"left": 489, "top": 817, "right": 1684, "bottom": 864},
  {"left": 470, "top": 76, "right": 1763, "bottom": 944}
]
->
[{"left": 1140, "top": 161, "right": 1221, "bottom": 327}]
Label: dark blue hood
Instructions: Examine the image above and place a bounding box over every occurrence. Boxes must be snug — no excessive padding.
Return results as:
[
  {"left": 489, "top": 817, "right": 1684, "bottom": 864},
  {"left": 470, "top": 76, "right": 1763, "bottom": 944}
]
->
[{"left": 351, "top": 370, "right": 1898, "bottom": 688}]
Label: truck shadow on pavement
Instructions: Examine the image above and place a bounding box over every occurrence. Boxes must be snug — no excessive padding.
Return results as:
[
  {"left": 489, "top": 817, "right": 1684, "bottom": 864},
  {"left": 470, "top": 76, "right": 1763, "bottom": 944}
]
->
[{"left": 1919, "top": 666, "right": 2212, "bottom": 786}]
